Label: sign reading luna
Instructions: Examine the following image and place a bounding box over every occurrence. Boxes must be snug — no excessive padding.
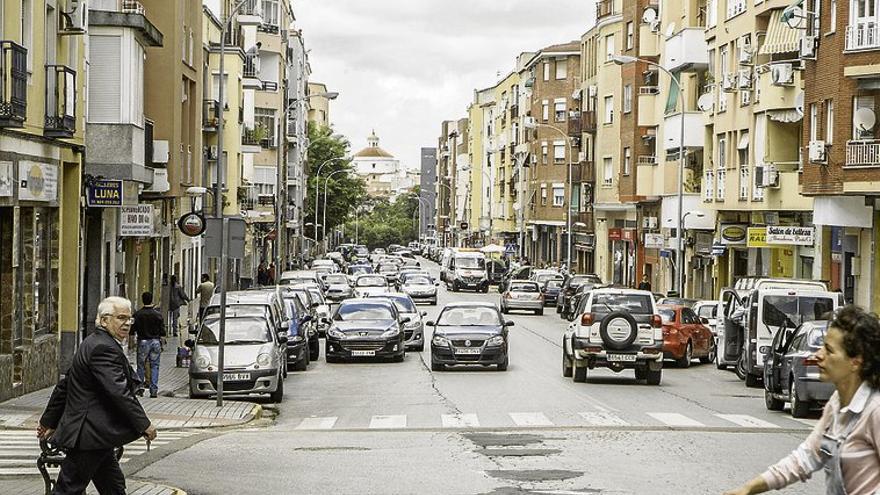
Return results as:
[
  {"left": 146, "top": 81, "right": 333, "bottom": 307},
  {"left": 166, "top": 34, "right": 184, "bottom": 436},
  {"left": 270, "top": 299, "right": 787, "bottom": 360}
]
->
[{"left": 86, "top": 180, "right": 124, "bottom": 207}]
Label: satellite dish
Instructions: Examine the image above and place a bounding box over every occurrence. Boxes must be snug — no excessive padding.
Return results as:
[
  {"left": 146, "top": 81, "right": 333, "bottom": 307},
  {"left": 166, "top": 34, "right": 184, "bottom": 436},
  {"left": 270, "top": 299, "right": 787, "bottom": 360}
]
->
[
  {"left": 794, "top": 91, "right": 804, "bottom": 116},
  {"left": 855, "top": 107, "right": 877, "bottom": 131},
  {"left": 512, "top": 202, "right": 521, "bottom": 212},
  {"left": 697, "top": 93, "right": 714, "bottom": 112},
  {"left": 642, "top": 7, "right": 657, "bottom": 24},
  {"left": 665, "top": 22, "right": 676, "bottom": 38}
]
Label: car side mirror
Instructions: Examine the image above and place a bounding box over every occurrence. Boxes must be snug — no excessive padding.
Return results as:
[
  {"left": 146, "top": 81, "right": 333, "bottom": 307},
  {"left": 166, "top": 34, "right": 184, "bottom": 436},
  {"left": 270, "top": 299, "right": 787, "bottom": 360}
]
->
[
  {"left": 425, "top": 320, "right": 435, "bottom": 327},
  {"left": 700, "top": 317, "right": 709, "bottom": 325},
  {"left": 184, "top": 339, "right": 195, "bottom": 348},
  {"left": 504, "top": 321, "right": 515, "bottom": 327},
  {"left": 400, "top": 316, "right": 411, "bottom": 324}
]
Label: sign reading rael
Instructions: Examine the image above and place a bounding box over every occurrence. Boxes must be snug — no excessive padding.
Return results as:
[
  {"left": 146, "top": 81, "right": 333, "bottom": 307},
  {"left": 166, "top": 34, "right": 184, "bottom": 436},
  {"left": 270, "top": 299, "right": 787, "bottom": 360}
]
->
[{"left": 766, "top": 226, "right": 814, "bottom": 246}]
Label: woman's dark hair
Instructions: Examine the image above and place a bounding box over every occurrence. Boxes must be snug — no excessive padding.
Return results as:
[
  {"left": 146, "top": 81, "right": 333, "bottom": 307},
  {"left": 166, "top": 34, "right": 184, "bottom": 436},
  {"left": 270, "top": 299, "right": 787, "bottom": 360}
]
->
[{"left": 829, "top": 305, "right": 880, "bottom": 388}]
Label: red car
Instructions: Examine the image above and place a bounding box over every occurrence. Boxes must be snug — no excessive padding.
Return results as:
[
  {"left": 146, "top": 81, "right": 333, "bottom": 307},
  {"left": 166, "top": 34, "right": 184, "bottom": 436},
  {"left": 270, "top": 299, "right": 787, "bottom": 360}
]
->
[{"left": 657, "top": 305, "right": 715, "bottom": 368}]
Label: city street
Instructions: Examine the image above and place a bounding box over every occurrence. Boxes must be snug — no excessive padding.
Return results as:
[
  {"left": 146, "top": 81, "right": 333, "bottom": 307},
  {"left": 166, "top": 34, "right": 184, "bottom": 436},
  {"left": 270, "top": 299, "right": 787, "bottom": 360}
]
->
[{"left": 132, "top": 259, "right": 824, "bottom": 495}]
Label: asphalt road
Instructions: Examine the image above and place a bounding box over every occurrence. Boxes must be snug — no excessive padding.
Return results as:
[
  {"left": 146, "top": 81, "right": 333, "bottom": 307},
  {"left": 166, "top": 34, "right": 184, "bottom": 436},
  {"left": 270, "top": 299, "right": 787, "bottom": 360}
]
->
[{"left": 136, "top": 258, "right": 825, "bottom": 495}]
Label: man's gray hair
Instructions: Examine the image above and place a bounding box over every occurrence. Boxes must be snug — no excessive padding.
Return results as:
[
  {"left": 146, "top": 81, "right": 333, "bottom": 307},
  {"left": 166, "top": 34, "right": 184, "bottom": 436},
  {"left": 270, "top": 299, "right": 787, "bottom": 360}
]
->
[{"left": 95, "top": 296, "right": 132, "bottom": 326}]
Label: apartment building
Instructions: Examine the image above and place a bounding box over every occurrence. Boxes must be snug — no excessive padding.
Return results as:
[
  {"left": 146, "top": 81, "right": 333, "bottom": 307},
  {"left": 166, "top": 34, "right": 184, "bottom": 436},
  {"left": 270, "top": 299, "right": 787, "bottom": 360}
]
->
[
  {"left": 419, "top": 147, "right": 437, "bottom": 240},
  {"left": 436, "top": 119, "right": 468, "bottom": 246},
  {"left": 801, "top": 0, "right": 880, "bottom": 309},
  {"left": 522, "top": 42, "right": 581, "bottom": 267},
  {"left": 0, "top": 0, "right": 87, "bottom": 399},
  {"left": 490, "top": 68, "right": 527, "bottom": 252},
  {"left": 466, "top": 87, "right": 491, "bottom": 246},
  {"left": 307, "top": 81, "right": 331, "bottom": 128},
  {"left": 286, "top": 29, "right": 310, "bottom": 266}
]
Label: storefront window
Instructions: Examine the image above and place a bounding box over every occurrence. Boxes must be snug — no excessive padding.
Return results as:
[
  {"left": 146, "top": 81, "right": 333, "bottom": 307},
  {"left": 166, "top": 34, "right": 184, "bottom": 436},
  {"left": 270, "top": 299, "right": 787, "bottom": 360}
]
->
[{"left": 33, "top": 208, "right": 58, "bottom": 336}]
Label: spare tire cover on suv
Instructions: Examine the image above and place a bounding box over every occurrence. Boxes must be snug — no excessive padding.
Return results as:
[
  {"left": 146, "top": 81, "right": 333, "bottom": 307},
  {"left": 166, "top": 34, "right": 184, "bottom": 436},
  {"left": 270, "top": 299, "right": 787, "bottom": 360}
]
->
[{"left": 599, "top": 311, "right": 639, "bottom": 350}]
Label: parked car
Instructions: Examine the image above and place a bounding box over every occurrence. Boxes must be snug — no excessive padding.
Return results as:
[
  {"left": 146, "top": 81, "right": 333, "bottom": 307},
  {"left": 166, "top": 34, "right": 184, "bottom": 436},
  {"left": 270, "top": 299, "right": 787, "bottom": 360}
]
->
[
  {"left": 188, "top": 316, "right": 286, "bottom": 402},
  {"left": 428, "top": 302, "right": 512, "bottom": 371},
  {"left": 500, "top": 281, "right": 544, "bottom": 315},
  {"left": 556, "top": 274, "right": 603, "bottom": 318},
  {"left": 378, "top": 263, "right": 400, "bottom": 284},
  {"left": 279, "top": 270, "right": 320, "bottom": 287},
  {"left": 204, "top": 289, "right": 288, "bottom": 338},
  {"left": 283, "top": 286, "right": 321, "bottom": 360},
  {"left": 656, "top": 305, "right": 715, "bottom": 368},
  {"left": 399, "top": 273, "right": 438, "bottom": 305},
  {"left": 764, "top": 320, "right": 834, "bottom": 418},
  {"left": 531, "top": 270, "right": 562, "bottom": 286},
  {"left": 498, "top": 265, "right": 533, "bottom": 293},
  {"left": 371, "top": 293, "right": 427, "bottom": 351},
  {"left": 560, "top": 281, "right": 606, "bottom": 321},
  {"left": 562, "top": 288, "right": 664, "bottom": 384},
  {"left": 280, "top": 297, "right": 313, "bottom": 371},
  {"left": 353, "top": 274, "right": 391, "bottom": 298},
  {"left": 325, "top": 299, "right": 408, "bottom": 362},
  {"left": 692, "top": 300, "right": 720, "bottom": 334},
  {"left": 322, "top": 273, "right": 354, "bottom": 302},
  {"left": 656, "top": 297, "right": 698, "bottom": 307},
  {"left": 541, "top": 279, "right": 564, "bottom": 307},
  {"left": 306, "top": 287, "right": 332, "bottom": 336}
]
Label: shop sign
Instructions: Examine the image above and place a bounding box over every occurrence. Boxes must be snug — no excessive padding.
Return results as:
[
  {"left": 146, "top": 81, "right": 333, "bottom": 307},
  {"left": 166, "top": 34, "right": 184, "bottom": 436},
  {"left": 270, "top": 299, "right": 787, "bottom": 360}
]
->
[
  {"left": 659, "top": 249, "right": 673, "bottom": 258},
  {"left": 0, "top": 161, "right": 12, "bottom": 197},
  {"left": 711, "top": 242, "right": 726, "bottom": 256},
  {"left": 766, "top": 225, "right": 814, "bottom": 246},
  {"left": 86, "top": 179, "right": 124, "bottom": 207},
  {"left": 18, "top": 162, "right": 58, "bottom": 202},
  {"left": 177, "top": 211, "right": 206, "bottom": 237},
  {"left": 120, "top": 205, "right": 154, "bottom": 237},
  {"left": 608, "top": 228, "right": 622, "bottom": 241},
  {"left": 720, "top": 224, "right": 748, "bottom": 245},
  {"left": 747, "top": 227, "right": 768, "bottom": 248},
  {"left": 644, "top": 233, "right": 665, "bottom": 249},
  {"left": 622, "top": 229, "right": 636, "bottom": 242},
  {"left": 695, "top": 232, "right": 714, "bottom": 255}
]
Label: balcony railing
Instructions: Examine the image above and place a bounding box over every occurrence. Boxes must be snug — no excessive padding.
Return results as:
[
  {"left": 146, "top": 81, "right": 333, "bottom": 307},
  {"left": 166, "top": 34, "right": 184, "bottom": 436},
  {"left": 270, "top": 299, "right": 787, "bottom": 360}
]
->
[
  {"left": 0, "top": 41, "right": 27, "bottom": 128},
  {"left": 202, "top": 99, "right": 220, "bottom": 131},
  {"left": 121, "top": 0, "right": 145, "bottom": 15},
  {"left": 44, "top": 65, "right": 76, "bottom": 138},
  {"left": 242, "top": 127, "right": 260, "bottom": 147},
  {"left": 581, "top": 110, "right": 597, "bottom": 134},
  {"left": 571, "top": 161, "right": 595, "bottom": 182},
  {"left": 845, "top": 23, "right": 880, "bottom": 51},
  {"left": 576, "top": 211, "right": 594, "bottom": 229},
  {"left": 244, "top": 52, "right": 258, "bottom": 79},
  {"left": 845, "top": 140, "right": 880, "bottom": 167},
  {"left": 637, "top": 155, "right": 657, "bottom": 165},
  {"left": 223, "top": 26, "right": 243, "bottom": 49},
  {"left": 568, "top": 116, "right": 582, "bottom": 136},
  {"left": 596, "top": 0, "right": 615, "bottom": 19},
  {"left": 240, "top": 0, "right": 261, "bottom": 16}
]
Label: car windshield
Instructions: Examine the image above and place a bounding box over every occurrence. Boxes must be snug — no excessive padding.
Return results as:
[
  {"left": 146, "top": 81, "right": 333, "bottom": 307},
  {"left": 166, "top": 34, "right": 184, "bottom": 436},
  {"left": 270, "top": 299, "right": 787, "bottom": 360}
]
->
[
  {"left": 437, "top": 307, "right": 500, "bottom": 326},
  {"left": 356, "top": 247, "right": 369, "bottom": 256},
  {"left": 568, "top": 276, "right": 598, "bottom": 288},
  {"left": 510, "top": 282, "right": 539, "bottom": 292},
  {"left": 282, "top": 277, "right": 315, "bottom": 285},
  {"left": 762, "top": 295, "right": 835, "bottom": 329},
  {"left": 545, "top": 280, "right": 564, "bottom": 289},
  {"left": 378, "top": 296, "right": 417, "bottom": 313},
  {"left": 405, "top": 276, "right": 432, "bottom": 285},
  {"left": 197, "top": 317, "right": 272, "bottom": 345},
  {"left": 356, "top": 276, "right": 387, "bottom": 287},
  {"left": 349, "top": 266, "right": 372, "bottom": 274},
  {"left": 204, "top": 304, "right": 267, "bottom": 319},
  {"left": 455, "top": 257, "right": 485, "bottom": 269},
  {"left": 591, "top": 294, "right": 654, "bottom": 314},
  {"left": 307, "top": 289, "right": 325, "bottom": 304},
  {"left": 334, "top": 303, "right": 394, "bottom": 321},
  {"left": 325, "top": 274, "right": 349, "bottom": 285},
  {"left": 697, "top": 305, "right": 717, "bottom": 319},
  {"left": 658, "top": 309, "right": 676, "bottom": 324},
  {"left": 379, "top": 264, "right": 398, "bottom": 272},
  {"left": 536, "top": 274, "right": 561, "bottom": 283}
]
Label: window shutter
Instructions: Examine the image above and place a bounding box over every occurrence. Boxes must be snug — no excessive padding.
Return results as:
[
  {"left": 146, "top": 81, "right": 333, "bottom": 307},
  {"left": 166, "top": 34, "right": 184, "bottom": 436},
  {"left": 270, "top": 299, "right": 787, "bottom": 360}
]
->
[{"left": 88, "top": 36, "right": 122, "bottom": 123}]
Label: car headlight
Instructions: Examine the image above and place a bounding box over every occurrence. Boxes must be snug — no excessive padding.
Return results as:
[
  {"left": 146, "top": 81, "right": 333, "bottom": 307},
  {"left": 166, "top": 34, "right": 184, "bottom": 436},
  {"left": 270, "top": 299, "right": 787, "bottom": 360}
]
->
[
  {"left": 327, "top": 327, "right": 346, "bottom": 339},
  {"left": 256, "top": 353, "right": 272, "bottom": 367},
  {"left": 432, "top": 335, "right": 450, "bottom": 346},
  {"left": 405, "top": 320, "right": 421, "bottom": 329},
  {"left": 195, "top": 355, "right": 211, "bottom": 369},
  {"left": 382, "top": 326, "right": 401, "bottom": 338},
  {"left": 486, "top": 335, "right": 505, "bottom": 346}
]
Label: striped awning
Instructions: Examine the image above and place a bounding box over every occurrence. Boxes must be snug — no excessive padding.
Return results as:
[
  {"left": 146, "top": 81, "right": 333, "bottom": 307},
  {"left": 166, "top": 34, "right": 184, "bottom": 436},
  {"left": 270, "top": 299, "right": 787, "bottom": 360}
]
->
[{"left": 759, "top": 9, "right": 800, "bottom": 54}]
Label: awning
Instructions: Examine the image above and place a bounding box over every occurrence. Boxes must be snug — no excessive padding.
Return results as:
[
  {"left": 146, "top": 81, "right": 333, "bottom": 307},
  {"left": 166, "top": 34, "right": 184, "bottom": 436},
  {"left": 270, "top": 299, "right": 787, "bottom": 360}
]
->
[
  {"left": 814, "top": 196, "right": 874, "bottom": 228},
  {"left": 768, "top": 108, "right": 803, "bottom": 122},
  {"left": 759, "top": 9, "right": 800, "bottom": 55},
  {"left": 737, "top": 131, "right": 750, "bottom": 150}
]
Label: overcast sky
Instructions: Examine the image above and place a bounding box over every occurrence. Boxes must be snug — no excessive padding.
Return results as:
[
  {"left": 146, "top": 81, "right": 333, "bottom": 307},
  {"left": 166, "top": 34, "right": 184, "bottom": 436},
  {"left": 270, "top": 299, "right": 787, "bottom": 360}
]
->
[{"left": 295, "top": 1, "right": 594, "bottom": 171}]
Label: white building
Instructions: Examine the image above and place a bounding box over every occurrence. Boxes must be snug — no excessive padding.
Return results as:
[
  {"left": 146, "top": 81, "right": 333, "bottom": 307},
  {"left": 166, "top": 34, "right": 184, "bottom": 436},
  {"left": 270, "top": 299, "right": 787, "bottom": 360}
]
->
[{"left": 352, "top": 131, "right": 415, "bottom": 198}]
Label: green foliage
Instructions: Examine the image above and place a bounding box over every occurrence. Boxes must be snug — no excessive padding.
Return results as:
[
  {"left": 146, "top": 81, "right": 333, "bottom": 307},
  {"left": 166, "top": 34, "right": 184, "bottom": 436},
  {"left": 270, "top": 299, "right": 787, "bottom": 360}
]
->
[
  {"left": 353, "top": 189, "right": 421, "bottom": 249},
  {"left": 305, "top": 123, "right": 367, "bottom": 241}
]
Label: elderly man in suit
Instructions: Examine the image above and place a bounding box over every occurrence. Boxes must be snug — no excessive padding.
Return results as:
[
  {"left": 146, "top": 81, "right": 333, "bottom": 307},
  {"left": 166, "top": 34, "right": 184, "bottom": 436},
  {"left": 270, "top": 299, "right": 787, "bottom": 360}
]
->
[{"left": 38, "top": 296, "right": 158, "bottom": 494}]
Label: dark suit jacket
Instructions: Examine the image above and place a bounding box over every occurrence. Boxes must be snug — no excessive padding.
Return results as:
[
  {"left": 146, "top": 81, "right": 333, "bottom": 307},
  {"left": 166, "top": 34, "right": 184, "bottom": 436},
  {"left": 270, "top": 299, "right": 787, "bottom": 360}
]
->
[{"left": 40, "top": 328, "right": 151, "bottom": 450}]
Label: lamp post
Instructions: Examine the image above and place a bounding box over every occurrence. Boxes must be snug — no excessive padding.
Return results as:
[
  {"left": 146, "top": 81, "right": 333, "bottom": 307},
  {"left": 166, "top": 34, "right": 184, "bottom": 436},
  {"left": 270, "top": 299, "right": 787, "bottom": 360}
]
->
[
  {"left": 322, "top": 169, "right": 348, "bottom": 253},
  {"left": 613, "top": 54, "right": 686, "bottom": 296},
  {"left": 448, "top": 130, "right": 460, "bottom": 247},
  {"left": 437, "top": 181, "right": 454, "bottom": 247},
  {"left": 312, "top": 156, "right": 345, "bottom": 249}
]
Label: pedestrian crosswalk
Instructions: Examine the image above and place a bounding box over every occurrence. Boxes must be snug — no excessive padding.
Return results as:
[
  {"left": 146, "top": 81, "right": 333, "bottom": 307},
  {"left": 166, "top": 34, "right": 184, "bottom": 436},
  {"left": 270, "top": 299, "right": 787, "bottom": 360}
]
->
[
  {"left": 290, "top": 410, "right": 818, "bottom": 431},
  {"left": 0, "top": 430, "right": 199, "bottom": 477}
]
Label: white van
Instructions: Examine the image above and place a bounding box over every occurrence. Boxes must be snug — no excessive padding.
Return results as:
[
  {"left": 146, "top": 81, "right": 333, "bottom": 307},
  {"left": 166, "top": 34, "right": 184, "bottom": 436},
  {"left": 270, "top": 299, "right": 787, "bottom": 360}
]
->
[
  {"left": 445, "top": 251, "right": 489, "bottom": 293},
  {"left": 717, "top": 278, "right": 840, "bottom": 387}
]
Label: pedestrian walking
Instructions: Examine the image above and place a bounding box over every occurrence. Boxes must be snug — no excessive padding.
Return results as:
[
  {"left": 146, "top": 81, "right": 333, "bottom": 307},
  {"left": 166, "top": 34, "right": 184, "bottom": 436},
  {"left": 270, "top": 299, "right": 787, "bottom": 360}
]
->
[
  {"left": 196, "top": 274, "right": 215, "bottom": 322},
  {"left": 268, "top": 262, "right": 276, "bottom": 285},
  {"left": 132, "top": 291, "right": 165, "bottom": 398},
  {"left": 723, "top": 305, "right": 880, "bottom": 495},
  {"left": 37, "top": 296, "right": 157, "bottom": 494},
  {"left": 168, "top": 275, "right": 190, "bottom": 337},
  {"left": 637, "top": 275, "right": 652, "bottom": 292},
  {"left": 257, "top": 261, "right": 269, "bottom": 286}
]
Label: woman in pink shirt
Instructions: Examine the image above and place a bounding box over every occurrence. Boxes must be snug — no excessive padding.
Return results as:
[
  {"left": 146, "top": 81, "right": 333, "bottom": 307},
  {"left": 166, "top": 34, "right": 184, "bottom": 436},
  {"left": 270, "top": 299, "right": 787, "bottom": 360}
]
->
[{"left": 724, "top": 305, "right": 880, "bottom": 495}]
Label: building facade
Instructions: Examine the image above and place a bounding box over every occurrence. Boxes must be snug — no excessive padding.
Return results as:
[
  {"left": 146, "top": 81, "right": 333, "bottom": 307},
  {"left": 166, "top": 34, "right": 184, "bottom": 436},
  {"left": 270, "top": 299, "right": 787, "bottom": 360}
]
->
[{"left": 419, "top": 147, "right": 437, "bottom": 240}]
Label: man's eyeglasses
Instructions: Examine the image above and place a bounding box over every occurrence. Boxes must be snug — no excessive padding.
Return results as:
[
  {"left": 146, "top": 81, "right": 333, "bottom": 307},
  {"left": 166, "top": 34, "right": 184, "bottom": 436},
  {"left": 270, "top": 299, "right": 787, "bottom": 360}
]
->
[{"left": 105, "top": 314, "right": 133, "bottom": 323}]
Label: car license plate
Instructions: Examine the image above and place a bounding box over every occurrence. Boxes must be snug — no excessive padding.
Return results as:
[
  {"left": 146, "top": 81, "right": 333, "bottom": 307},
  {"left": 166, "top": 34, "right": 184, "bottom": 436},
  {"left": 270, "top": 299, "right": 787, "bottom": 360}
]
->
[
  {"left": 223, "top": 373, "right": 250, "bottom": 381},
  {"left": 351, "top": 350, "right": 376, "bottom": 357},
  {"left": 455, "top": 348, "right": 482, "bottom": 355},
  {"left": 606, "top": 354, "right": 637, "bottom": 362}
]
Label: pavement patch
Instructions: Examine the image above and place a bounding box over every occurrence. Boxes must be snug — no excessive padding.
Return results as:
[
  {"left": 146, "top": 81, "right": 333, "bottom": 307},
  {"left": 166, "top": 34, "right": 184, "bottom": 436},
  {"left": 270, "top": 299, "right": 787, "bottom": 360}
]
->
[
  {"left": 476, "top": 447, "right": 561, "bottom": 457},
  {"left": 292, "top": 446, "right": 371, "bottom": 452},
  {"left": 485, "top": 469, "right": 585, "bottom": 482},
  {"left": 462, "top": 432, "right": 548, "bottom": 447}
]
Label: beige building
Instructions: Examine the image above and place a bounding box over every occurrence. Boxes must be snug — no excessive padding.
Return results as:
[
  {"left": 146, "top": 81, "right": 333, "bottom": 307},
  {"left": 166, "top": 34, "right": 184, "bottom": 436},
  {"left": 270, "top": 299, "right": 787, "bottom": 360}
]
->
[{"left": 308, "top": 81, "right": 332, "bottom": 128}]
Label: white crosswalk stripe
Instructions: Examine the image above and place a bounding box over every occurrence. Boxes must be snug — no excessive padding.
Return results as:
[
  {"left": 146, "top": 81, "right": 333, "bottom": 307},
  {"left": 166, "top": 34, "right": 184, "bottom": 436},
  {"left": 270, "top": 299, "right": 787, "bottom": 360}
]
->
[
  {"left": 509, "top": 412, "right": 553, "bottom": 427},
  {"left": 716, "top": 414, "right": 780, "bottom": 428},
  {"left": 369, "top": 415, "right": 407, "bottom": 429},
  {"left": 296, "top": 417, "right": 338, "bottom": 430},
  {"left": 578, "top": 411, "right": 630, "bottom": 426},
  {"left": 0, "top": 431, "right": 198, "bottom": 476},
  {"left": 647, "top": 412, "right": 706, "bottom": 427},
  {"left": 441, "top": 413, "right": 480, "bottom": 428}
]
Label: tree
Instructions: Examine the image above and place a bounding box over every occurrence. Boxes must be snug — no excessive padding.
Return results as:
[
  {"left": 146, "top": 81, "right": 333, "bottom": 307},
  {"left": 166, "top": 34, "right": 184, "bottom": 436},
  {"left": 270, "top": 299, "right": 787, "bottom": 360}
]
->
[
  {"left": 354, "top": 188, "right": 421, "bottom": 249},
  {"left": 304, "top": 123, "right": 366, "bottom": 241}
]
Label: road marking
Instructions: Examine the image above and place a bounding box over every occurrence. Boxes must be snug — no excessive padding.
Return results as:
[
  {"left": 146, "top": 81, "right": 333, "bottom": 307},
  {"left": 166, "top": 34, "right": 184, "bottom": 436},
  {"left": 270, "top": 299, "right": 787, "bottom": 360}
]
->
[
  {"left": 647, "top": 412, "right": 705, "bottom": 427},
  {"left": 441, "top": 413, "right": 480, "bottom": 428},
  {"left": 509, "top": 412, "right": 553, "bottom": 427},
  {"left": 789, "top": 417, "right": 820, "bottom": 428},
  {"left": 369, "top": 415, "right": 407, "bottom": 429},
  {"left": 716, "top": 414, "right": 780, "bottom": 429},
  {"left": 296, "top": 417, "right": 338, "bottom": 430},
  {"left": 578, "top": 412, "right": 630, "bottom": 426}
]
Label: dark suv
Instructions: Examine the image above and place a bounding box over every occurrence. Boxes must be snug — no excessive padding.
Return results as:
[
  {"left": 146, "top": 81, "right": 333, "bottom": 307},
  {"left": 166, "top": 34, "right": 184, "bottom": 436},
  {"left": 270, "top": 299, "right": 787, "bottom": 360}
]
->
[{"left": 557, "top": 274, "right": 603, "bottom": 319}]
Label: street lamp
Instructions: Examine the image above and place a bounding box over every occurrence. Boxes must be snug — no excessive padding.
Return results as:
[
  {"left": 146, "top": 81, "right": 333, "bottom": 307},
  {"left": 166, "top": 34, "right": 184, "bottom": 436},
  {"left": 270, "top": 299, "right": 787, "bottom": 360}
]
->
[
  {"left": 313, "top": 156, "right": 346, "bottom": 241},
  {"left": 459, "top": 165, "right": 493, "bottom": 242},
  {"left": 665, "top": 212, "right": 705, "bottom": 295},
  {"left": 322, "top": 169, "right": 349, "bottom": 253},
  {"left": 613, "top": 54, "right": 687, "bottom": 296}
]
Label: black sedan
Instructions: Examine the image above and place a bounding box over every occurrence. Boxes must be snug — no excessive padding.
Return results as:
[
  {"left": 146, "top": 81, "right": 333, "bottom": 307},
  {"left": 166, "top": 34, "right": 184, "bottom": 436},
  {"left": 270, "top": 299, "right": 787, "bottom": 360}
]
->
[
  {"left": 325, "top": 299, "right": 408, "bottom": 363},
  {"left": 541, "top": 279, "right": 564, "bottom": 306},
  {"left": 428, "top": 302, "right": 512, "bottom": 371}
]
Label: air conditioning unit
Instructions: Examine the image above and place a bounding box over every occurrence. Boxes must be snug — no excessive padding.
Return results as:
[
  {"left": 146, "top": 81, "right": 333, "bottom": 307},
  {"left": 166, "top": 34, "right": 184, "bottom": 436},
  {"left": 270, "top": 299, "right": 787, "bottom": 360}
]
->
[
  {"left": 60, "top": 0, "right": 87, "bottom": 34},
  {"left": 770, "top": 63, "right": 794, "bottom": 86},
  {"left": 523, "top": 116, "right": 536, "bottom": 128},
  {"left": 577, "top": 151, "right": 586, "bottom": 162},
  {"left": 809, "top": 140, "right": 827, "bottom": 163},
  {"left": 153, "top": 140, "right": 170, "bottom": 164},
  {"left": 737, "top": 69, "right": 752, "bottom": 89},
  {"left": 800, "top": 35, "right": 817, "bottom": 59},
  {"left": 721, "top": 73, "right": 737, "bottom": 92},
  {"left": 206, "top": 145, "right": 219, "bottom": 160},
  {"left": 738, "top": 46, "right": 753, "bottom": 65},
  {"left": 761, "top": 164, "right": 779, "bottom": 188}
]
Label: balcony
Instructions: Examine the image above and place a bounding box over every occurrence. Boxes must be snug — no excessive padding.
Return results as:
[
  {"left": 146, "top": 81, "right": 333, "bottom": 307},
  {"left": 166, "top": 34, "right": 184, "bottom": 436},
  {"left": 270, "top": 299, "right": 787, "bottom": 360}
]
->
[
  {"left": 575, "top": 211, "right": 594, "bottom": 229},
  {"left": 571, "top": 161, "right": 594, "bottom": 183},
  {"left": 845, "top": 140, "right": 880, "bottom": 167},
  {"left": 44, "top": 65, "right": 76, "bottom": 138},
  {"left": 202, "top": 99, "right": 220, "bottom": 132},
  {"left": 581, "top": 110, "right": 597, "bottom": 134},
  {"left": 223, "top": 26, "right": 244, "bottom": 49},
  {"left": 237, "top": 0, "right": 263, "bottom": 26},
  {"left": 121, "top": 0, "right": 145, "bottom": 15},
  {"left": 754, "top": 63, "right": 800, "bottom": 112},
  {"left": 845, "top": 23, "right": 880, "bottom": 51},
  {"left": 568, "top": 115, "right": 582, "bottom": 136},
  {"left": 663, "top": 112, "right": 705, "bottom": 150},
  {"left": 0, "top": 41, "right": 27, "bottom": 128},
  {"left": 596, "top": 0, "right": 616, "bottom": 20},
  {"left": 243, "top": 52, "right": 262, "bottom": 88},
  {"left": 242, "top": 127, "right": 262, "bottom": 153},
  {"left": 663, "top": 28, "right": 709, "bottom": 72},
  {"left": 637, "top": 88, "right": 659, "bottom": 127}
]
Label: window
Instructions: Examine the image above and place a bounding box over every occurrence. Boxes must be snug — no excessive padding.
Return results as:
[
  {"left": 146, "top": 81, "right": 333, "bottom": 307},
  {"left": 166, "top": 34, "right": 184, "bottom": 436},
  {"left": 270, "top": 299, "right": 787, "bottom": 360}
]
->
[
  {"left": 554, "top": 140, "right": 565, "bottom": 163},
  {"left": 541, "top": 142, "right": 549, "bottom": 164},
  {"left": 716, "top": 167, "right": 726, "bottom": 200},
  {"left": 828, "top": 0, "right": 836, "bottom": 33},
  {"left": 826, "top": 99, "right": 834, "bottom": 144},
  {"left": 541, "top": 184, "right": 548, "bottom": 205},
  {"left": 626, "top": 22, "right": 634, "bottom": 49},
  {"left": 542, "top": 100, "right": 550, "bottom": 121},
  {"left": 726, "top": 0, "right": 746, "bottom": 19},
  {"left": 717, "top": 135, "right": 727, "bottom": 200},
  {"left": 604, "top": 95, "right": 614, "bottom": 123},
  {"left": 623, "top": 147, "right": 631, "bottom": 175},
  {"left": 739, "top": 166, "right": 749, "bottom": 200},
  {"left": 543, "top": 62, "right": 550, "bottom": 81},
  {"left": 22, "top": 0, "right": 33, "bottom": 72},
  {"left": 571, "top": 184, "right": 581, "bottom": 211},
  {"left": 253, "top": 166, "right": 276, "bottom": 197},
  {"left": 623, "top": 85, "right": 632, "bottom": 113},
  {"left": 555, "top": 99, "right": 566, "bottom": 121},
  {"left": 254, "top": 107, "right": 277, "bottom": 148},
  {"left": 603, "top": 157, "right": 613, "bottom": 186},
  {"left": 853, "top": 96, "right": 875, "bottom": 140},
  {"left": 704, "top": 171, "right": 714, "bottom": 201},
  {"left": 262, "top": 0, "right": 279, "bottom": 26},
  {"left": 810, "top": 103, "right": 818, "bottom": 141},
  {"left": 552, "top": 184, "right": 565, "bottom": 207},
  {"left": 555, "top": 58, "right": 568, "bottom": 79},
  {"left": 605, "top": 34, "right": 615, "bottom": 61}
]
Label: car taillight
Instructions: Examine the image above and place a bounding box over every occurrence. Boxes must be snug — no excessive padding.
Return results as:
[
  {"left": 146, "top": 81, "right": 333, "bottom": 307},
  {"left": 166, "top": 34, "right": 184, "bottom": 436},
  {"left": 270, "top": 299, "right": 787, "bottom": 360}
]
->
[
  {"left": 580, "top": 313, "right": 594, "bottom": 326},
  {"left": 651, "top": 315, "right": 662, "bottom": 328}
]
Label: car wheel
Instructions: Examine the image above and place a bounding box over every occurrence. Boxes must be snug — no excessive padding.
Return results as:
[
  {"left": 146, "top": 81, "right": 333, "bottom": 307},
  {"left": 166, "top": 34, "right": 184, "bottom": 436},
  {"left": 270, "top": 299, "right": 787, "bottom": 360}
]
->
[
  {"left": 431, "top": 361, "right": 444, "bottom": 372},
  {"left": 393, "top": 352, "right": 405, "bottom": 363},
  {"left": 745, "top": 372, "right": 761, "bottom": 388},
  {"left": 735, "top": 352, "right": 748, "bottom": 380},
  {"left": 634, "top": 367, "right": 647, "bottom": 380},
  {"left": 790, "top": 379, "right": 811, "bottom": 418},
  {"left": 294, "top": 353, "right": 308, "bottom": 372},
  {"left": 431, "top": 299, "right": 437, "bottom": 306},
  {"left": 482, "top": 285, "right": 490, "bottom": 294},
  {"left": 646, "top": 368, "right": 662, "bottom": 385},
  {"left": 556, "top": 302, "right": 563, "bottom": 314},
  {"left": 535, "top": 308, "right": 544, "bottom": 316},
  {"left": 562, "top": 345, "right": 573, "bottom": 378},
  {"left": 701, "top": 340, "right": 716, "bottom": 364},
  {"left": 676, "top": 341, "right": 693, "bottom": 368},
  {"left": 270, "top": 374, "right": 284, "bottom": 403},
  {"left": 573, "top": 359, "right": 587, "bottom": 383},
  {"left": 309, "top": 340, "right": 320, "bottom": 361},
  {"left": 496, "top": 356, "right": 509, "bottom": 371},
  {"left": 765, "top": 388, "right": 784, "bottom": 411}
]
